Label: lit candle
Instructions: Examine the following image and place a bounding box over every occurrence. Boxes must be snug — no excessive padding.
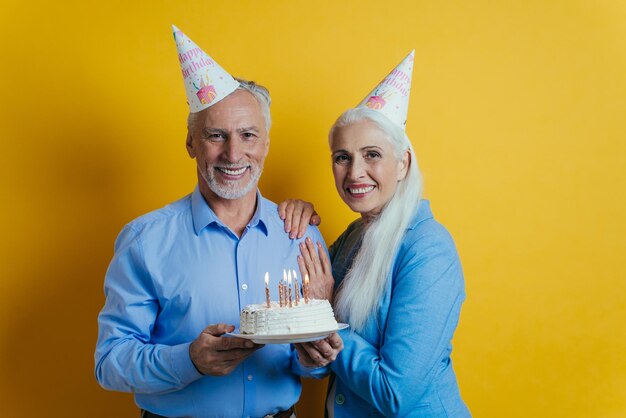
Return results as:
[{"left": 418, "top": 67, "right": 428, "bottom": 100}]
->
[
  {"left": 280, "top": 269, "right": 287, "bottom": 307},
  {"left": 264, "top": 272, "right": 270, "bottom": 308},
  {"left": 288, "top": 270, "right": 293, "bottom": 308},
  {"left": 293, "top": 269, "right": 300, "bottom": 305},
  {"left": 304, "top": 273, "right": 310, "bottom": 304}
]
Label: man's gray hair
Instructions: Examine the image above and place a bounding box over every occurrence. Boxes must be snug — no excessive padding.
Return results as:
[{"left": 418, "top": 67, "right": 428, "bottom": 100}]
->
[{"left": 187, "top": 78, "right": 272, "bottom": 132}]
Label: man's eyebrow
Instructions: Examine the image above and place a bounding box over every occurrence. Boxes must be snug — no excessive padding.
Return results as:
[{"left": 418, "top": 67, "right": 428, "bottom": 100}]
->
[
  {"left": 202, "top": 127, "right": 228, "bottom": 135},
  {"left": 237, "top": 126, "right": 260, "bottom": 133}
]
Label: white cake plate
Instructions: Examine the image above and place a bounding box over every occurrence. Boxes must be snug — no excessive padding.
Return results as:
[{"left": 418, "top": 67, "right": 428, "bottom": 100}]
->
[{"left": 226, "top": 323, "right": 349, "bottom": 344}]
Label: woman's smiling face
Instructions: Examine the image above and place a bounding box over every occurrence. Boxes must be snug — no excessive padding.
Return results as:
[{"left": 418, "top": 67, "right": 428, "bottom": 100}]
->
[{"left": 330, "top": 119, "right": 409, "bottom": 221}]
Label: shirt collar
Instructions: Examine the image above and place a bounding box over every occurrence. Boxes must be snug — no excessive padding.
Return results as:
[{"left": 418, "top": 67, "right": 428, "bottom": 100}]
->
[
  {"left": 191, "top": 186, "right": 269, "bottom": 236},
  {"left": 407, "top": 199, "right": 434, "bottom": 230}
]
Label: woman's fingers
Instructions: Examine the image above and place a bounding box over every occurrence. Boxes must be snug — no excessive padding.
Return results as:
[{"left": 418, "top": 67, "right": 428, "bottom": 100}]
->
[
  {"left": 317, "top": 242, "right": 332, "bottom": 275},
  {"left": 302, "top": 238, "right": 322, "bottom": 275},
  {"left": 297, "top": 255, "right": 308, "bottom": 280},
  {"left": 296, "top": 342, "right": 329, "bottom": 367},
  {"left": 280, "top": 200, "right": 295, "bottom": 233},
  {"left": 277, "top": 199, "right": 319, "bottom": 239},
  {"left": 294, "top": 344, "right": 316, "bottom": 367},
  {"left": 325, "top": 333, "right": 344, "bottom": 352},
  {"left": 299, "top": 241, "right": 315, "bottom": 274},
  {"left": 296, "top": 206, "right": 315, "bottom": 239},
  {"left": 277, "top": 200, "right": 288, "bottom": 220},
  {"left": 289, "top": 203, "right": 304, "bottom": 239},
  {"left": 309, "top": 211, "right": 321, "bottom": 226},
  {"left": 298, "top": 239, "right": 335, "bottom": 301}
]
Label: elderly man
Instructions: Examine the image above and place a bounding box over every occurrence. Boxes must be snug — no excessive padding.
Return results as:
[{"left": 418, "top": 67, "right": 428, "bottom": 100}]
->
[{"left": 95, "top": 27, "right": 341, "bottom": 418}]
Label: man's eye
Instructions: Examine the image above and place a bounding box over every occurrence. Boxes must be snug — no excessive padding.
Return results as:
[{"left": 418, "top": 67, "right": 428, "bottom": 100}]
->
[
  {"left": 204, "top": 132, "right": 225, "bottom": 141},
  {"left": 242, "top": 132, "right": 257, "bottom": 139}
]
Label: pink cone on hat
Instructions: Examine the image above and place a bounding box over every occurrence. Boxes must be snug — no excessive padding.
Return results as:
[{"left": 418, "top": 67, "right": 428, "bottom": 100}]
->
[
  {"left": 357, "top": 50, "right": 415, "bottom": 129},
  {"left": 172, "top": 25, "right": 239, "bottom": 113}
]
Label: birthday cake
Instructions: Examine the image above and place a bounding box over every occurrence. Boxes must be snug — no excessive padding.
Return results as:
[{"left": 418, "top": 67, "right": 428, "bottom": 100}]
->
[{"left": 240, "top": 299, "right": 338, "bottom": 335}]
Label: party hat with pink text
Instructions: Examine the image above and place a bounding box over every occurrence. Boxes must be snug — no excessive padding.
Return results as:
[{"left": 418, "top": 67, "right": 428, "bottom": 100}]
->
[
  {"left": 357, "top": 50, "right": 415, "bottom": 129},
  {"left": 172, "top": 25, "right": 239, "bottom": 113}
]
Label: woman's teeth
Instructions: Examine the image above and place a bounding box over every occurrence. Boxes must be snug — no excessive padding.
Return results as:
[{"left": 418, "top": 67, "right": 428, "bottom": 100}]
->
[{"left": 348, "top": 185, "right": 375, "bottom": 194}]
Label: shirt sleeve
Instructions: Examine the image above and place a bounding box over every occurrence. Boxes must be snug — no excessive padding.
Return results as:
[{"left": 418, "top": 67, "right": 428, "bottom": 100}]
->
[
  {"left": 94, "top": 225, "right": 202, "bottom": 394},
  {"left": 330, "top": 222, "right": 466, "bottom": 416}
]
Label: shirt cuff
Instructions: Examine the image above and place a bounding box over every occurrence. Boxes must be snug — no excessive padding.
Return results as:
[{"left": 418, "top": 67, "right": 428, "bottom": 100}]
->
[{"left": 168, "top": 342, "right": 203, "bottom": 385}]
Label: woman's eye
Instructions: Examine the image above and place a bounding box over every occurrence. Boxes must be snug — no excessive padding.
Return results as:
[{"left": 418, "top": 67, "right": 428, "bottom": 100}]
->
[
  {"left": 334, "top": 155, "right": 349, "bottom": 164},
  {"left": 365, "top": 151, "right": 381, "bottom": 159}
]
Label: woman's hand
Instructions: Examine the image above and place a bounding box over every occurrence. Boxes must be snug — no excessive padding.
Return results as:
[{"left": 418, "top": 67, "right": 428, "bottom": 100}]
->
[
  {"left": 294, "top": 332, "right": 343, "bottom": 368},
  {"left": 278, "top": 199, "right": 321, "bottom": 239},
  {"left": 298, "top": 237, "right": 335, "bottom": 302}
]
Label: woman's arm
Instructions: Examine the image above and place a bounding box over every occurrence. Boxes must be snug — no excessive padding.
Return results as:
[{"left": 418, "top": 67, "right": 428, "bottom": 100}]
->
[{"left": 331, "top": 223, "right": 466, "bottom": 416}]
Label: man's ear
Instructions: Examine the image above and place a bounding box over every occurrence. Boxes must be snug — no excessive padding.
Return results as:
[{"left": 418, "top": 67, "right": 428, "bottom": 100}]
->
[
  {"left": 397, "top": 150, "right": 410, "bottom": 181},
  {"left": 186, "top": 131, "right": 195, "bottom": 158},
  {"left": 264, "top": 136, "right": 270, "bottom": 158}
]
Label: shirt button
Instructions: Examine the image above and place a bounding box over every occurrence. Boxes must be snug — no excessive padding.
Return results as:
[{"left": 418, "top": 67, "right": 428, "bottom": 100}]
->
[
  {"left": 247, "top": 374, "right": 253, "bottom": 381},
  {"left": 335, "top": 394, "right": 345, "bottom": 405},
  {"left": 241, "top": 284, "right": 248, "bottom": 290}
]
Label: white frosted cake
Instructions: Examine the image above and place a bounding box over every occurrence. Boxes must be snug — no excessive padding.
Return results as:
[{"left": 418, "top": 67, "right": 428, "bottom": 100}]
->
[{"left": 240, "top": 299, "right": 338, "bottom": 335}]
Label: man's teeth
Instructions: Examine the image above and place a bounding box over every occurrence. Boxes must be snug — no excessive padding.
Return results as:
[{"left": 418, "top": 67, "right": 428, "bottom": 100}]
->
[
  {"left": 348, "top": 186, "right": 375, "bottom": 194},
  {"left": 219, "top": 167, "right": 247, "bottom": 175}
]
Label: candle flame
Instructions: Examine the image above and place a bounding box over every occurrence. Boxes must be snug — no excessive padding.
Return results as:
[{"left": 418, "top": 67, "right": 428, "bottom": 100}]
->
[
  {"left": 265, "top": 271, "right": 269, "bottom": 285},
  {"left": 283, "top": 269, "right": 287, "bottom": 281},
  {"left": 292, "top": 269, "right": 297, "bottom": 280},
  {"left": 288, "top": 270, "right": 292, "bottom": 285},
  {"left": 304, "top": 273, "right": 309, "bottom": 284}
]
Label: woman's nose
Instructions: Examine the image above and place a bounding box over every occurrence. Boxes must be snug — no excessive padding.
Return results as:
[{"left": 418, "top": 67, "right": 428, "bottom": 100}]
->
[{"left": 347, "top": 157, "right": 365, "bottom": 180}]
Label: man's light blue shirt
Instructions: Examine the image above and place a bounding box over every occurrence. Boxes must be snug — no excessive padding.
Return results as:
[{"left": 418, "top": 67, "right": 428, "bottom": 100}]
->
[{"left": 95, "top": 187, "right": 327, "bottom": 417}]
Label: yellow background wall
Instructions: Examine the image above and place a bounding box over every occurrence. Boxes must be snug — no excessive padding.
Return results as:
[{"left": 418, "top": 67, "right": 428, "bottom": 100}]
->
[{"left": 1, "top": 1, "right": 625, "bottom": 417}]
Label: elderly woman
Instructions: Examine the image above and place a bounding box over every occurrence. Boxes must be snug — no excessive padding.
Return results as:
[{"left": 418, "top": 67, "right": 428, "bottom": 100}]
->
[{"left": 281, "top": 55, "right": 471, "bottom": 417}]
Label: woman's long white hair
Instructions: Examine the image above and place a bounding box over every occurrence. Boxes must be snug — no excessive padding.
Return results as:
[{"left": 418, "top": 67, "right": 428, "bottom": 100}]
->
[{"left": 331, "top": 108, "right": 423, "bottom": 332}]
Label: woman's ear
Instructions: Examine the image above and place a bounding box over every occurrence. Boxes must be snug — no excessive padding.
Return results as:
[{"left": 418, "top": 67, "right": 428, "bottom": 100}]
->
[{"left": 397, "top": 150, "right": 410, "bottom": 181}]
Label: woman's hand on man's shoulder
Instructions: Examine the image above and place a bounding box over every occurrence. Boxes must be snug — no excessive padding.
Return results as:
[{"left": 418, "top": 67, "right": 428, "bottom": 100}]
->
[{"left": 278, "top": 199, "right": 321, "bottom": 239}]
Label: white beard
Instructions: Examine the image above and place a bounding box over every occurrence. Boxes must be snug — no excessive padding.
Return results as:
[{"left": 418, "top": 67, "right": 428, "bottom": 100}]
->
[{"left": 200, "top": 163, "right": 262, "bottom": 200}]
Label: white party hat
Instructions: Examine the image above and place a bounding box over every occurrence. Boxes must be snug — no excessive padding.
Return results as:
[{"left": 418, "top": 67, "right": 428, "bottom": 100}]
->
[
  {"left": 357, "top": 50, "right": 415, "bottom": 129},
  {"left": 172, "top": 25, "right": 240, "bottom": 113}
]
